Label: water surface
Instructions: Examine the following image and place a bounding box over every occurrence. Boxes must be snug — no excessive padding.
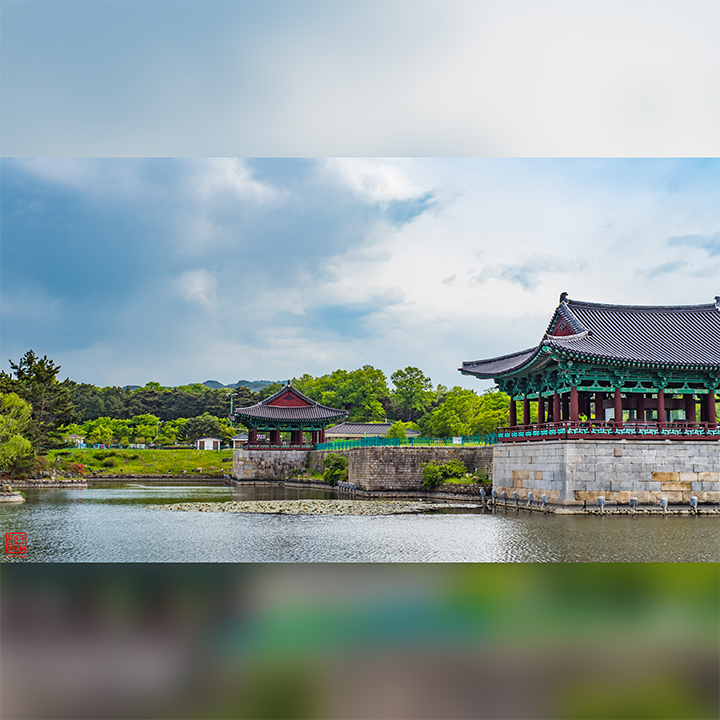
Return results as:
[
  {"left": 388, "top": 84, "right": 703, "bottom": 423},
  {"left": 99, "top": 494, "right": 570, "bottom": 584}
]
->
[{"left": 2, "top": 481, "right": 717, "bottom": 562}]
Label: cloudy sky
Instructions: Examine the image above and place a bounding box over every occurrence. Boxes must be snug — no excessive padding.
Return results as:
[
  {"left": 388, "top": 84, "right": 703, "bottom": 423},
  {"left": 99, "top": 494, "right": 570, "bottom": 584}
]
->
[
  {"left": 1, "top": 2, "right": 718, "bottom": 390},
  {"left": 3, "top": 157, "right": 718, "bottom": 389}
]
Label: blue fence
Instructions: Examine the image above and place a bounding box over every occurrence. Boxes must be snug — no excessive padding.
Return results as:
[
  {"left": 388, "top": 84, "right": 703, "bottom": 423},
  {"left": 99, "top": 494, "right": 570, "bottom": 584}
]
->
[{"left": 313, "top": 433, "right": 497, "bottom": 451}]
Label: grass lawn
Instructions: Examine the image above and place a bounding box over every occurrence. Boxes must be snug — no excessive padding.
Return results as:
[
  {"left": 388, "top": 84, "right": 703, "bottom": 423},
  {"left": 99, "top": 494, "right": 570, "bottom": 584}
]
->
[{"left": 46, "top": 448, "right": 233, "bottom": 476}]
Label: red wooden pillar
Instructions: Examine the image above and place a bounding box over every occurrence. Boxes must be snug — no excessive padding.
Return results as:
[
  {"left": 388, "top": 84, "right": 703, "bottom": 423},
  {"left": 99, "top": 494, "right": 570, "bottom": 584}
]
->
[
  {"left": 553, "top": 392, "right": 561, "bottom": 425},
  {"left": 594, "top": 392, "right": 604, "bottom": 421},
  {"left": 614, "top": 388, "right": 623, "bottom": 427},
  {"left": 538, "top": 396, "right": 545, "bottom": 424},
  {"left": 685, "top": 394, "right": 696, "bottom": 422},
  {"left": 509, "top": 398, "right": 517, "bottom": 426},
  {"left": 570, "top": 386, "right": 579, "bottom": 422},
  {"left": 249, "top": 428, "right": 257, "bottom": 444},
  {"left": 708, "top": 390, "right": 717, "bottom": 426},
  {"left": 636, "top": 393, "right": 645, "bottom": 422},
  {"left": 658, "top": 388, "right": 665, "bottom": 423},
  {"left": 319, "top": 428, "right": 326, "bottom": 443},
  {"left": 523, "top": 396, "right": 530, "bottom": 426}
]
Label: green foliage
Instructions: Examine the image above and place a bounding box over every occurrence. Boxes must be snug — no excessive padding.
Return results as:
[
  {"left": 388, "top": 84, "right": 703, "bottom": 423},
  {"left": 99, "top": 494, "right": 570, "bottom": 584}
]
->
[
  {"left": 322, "top": 453, "right": 348, "bottom": 486},
  {"left": 421, "top": 458, "right": 468, "bottom": 489},
  {"left": 421, "top": 462, "right": 443, "bottom": 489},
  {"left": 293, "top": 366, "right": 389, "bottom": 422},
  {"left": 439, "top": 458, "right": 468, "bottom": 479},
  {"left": 178, "top": 413, "right": 233, "bottom": 444},
  {"left": 383, "top": 420, "right": 419, "bottom": 439},
  {"left": 0, "top": 351, "right": 79, "bottom": 450},
  {"left": 390, "top": 366, "right": 433, "bottom": 421},
  {"left": 419, "top": 387, "right": 509, "bottom": 436},
  {"left": 0, "top": 393, "right": 34, "bottom": 470}
]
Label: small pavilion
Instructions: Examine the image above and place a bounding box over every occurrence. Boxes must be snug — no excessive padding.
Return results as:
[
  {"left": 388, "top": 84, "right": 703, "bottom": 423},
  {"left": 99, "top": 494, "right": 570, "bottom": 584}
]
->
[
  {"left": 231, "top": 382, "right": 348, "bottom": 449},
  {"left": 460, "top": 294, "right": 720, "bottom": 442}
]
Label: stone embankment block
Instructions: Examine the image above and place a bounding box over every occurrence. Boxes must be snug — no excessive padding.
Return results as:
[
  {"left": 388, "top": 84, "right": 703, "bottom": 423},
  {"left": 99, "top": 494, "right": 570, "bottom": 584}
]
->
[{"left": 493, "top": 439, "right": 720, "bottom": 507}]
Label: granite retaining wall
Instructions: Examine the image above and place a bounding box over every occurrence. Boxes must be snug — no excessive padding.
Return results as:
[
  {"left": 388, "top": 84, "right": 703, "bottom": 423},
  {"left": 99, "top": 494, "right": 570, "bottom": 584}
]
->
[
  {"left": 307, "top": 446, "right": 493, "bottom": 491},
  {"left": 493, "top": 439, "right": 720, "bottom": 506}
]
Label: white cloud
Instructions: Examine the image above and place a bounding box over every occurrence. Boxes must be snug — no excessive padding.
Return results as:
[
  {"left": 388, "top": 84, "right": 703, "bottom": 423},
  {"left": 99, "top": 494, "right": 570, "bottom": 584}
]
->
[
  {"left": 177, "top": 270, "right": 217, "bottom": 311},
  {"left": 196, "top": 158, "right": 278, "bottom": 204},
  {"left": 324, "top": 159, "right": 428, "bottom": 207}
]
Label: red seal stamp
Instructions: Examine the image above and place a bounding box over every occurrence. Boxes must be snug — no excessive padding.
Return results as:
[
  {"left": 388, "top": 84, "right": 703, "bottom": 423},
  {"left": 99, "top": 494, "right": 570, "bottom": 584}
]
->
[{"left": 5, "top": 532, "right": 27, "bottom": 555}]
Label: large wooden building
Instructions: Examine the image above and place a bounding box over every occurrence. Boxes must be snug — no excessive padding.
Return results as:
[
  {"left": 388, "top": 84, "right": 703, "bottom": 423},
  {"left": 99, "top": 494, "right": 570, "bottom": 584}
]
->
[
  {"left": 461, "top": 293, "right": 720, "bottom": 442},
  {"left": 231, "top": 382, "right": 347, "bottom": 449}
]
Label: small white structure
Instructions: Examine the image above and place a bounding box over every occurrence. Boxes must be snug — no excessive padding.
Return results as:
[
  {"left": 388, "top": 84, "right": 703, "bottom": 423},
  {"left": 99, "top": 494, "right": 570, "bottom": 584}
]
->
[
  {"left": 67, "top": 434, "right": 86, "bottom": 448},
  {"left": 196, "top": 437, "right": 221, "bottom": 451}
]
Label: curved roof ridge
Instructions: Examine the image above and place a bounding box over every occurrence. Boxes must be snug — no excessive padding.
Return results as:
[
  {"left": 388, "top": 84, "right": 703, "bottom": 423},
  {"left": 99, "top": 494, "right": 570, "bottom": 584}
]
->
[
  {"left": 567, "top": 298, "right": 716, "bottom": 313},
  {"left": 462, "top": 345, "right": 540, "bottom": 367}
]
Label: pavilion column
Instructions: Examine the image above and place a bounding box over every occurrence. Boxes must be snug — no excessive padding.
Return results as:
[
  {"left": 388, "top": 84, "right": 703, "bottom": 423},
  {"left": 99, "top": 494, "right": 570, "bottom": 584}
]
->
[
  {"left": 319, "top": 428, "right": 326, "bottom": 443},
  {"left": 562, "top": 393, "right": 570, "bottom": 421},
  {"left": 636, "top": 393, "right": 645, "bottom": 422},
  {"left": 594, "top": 392, "right": 604, "bottom": 421},
  {"left": 708, "top": 390, "right": 717, "bottom": 426},
  {"left": 570, "top": 386, "right": 579, "bottom": 422},
  {"left": 613, "top": 388, "right": 623, "bottom": 427},
  {"left": 658, "top": 388, "right": 665, "bottom": 423},
  {"left": 685, "top": 395, "right": 696, "bottom": 423},
  {"left": 249, "top": 428, "right": 257, "bottom": 444},
  {"left": 509, "top": 397, "right": 517, "bottom": 427},
  {"left": 538, "top": 396, "right": 545, "bottom": 424},
  {"left": 553, "top": 392, "right": 561, "bottom": 425},
  {"left": 311, "top": 430, "right": 319, "bottom": 444},
  {"left": 523, "top": 396, "right": 530, "bottom": 426}
]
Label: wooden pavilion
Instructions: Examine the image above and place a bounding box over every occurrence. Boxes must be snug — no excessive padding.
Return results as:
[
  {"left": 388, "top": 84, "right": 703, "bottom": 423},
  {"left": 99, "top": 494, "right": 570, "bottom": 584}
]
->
[
  {"left": 230, "top": 382, "right": 348, "bottom": 449},
  {"left": 460, "top": 293, "right": 720, "bottom": 442}
]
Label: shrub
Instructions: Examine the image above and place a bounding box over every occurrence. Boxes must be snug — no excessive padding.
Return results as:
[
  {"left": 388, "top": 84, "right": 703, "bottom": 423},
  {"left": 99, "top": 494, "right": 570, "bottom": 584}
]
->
[
  {"left": 68, "top": 462, "right": 86, "bottom": 475},
  {"left": 101, "top": 457, "right": 117, "bottom": 467},
  {"left": 421, "top": 462, "right": 443, "bottom": 489},
  {"left": 439, "top": 458, "right": 468, "bottom": 480},
  {"left": 323, "top": 453, "right": 348, "bottom": 486}
]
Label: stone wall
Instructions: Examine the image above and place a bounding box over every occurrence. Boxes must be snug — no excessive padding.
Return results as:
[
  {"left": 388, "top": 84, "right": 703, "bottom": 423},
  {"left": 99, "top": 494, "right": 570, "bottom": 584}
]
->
[
  {"left": 308, "top": 446, "right": 493, "bottom": 491},
  {"left": 493, "top": 440, "right": 720, "bottom": 506},
  {"left": 232, "top": 449, "right": 309, "bottom": 481}
]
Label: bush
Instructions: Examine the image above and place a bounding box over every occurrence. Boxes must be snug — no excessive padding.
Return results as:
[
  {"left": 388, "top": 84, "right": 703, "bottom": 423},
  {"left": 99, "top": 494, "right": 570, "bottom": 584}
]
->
[
  {"left": 439, "top": 458, "right": 467, "bottom": 480},
  {"left": 421, "top": 462, "right": 443, "bottom": 489},
  {"left": 422, "top": 459, "right": 469, "bottom": 489},
  {"left": 101, "top": 457, "right": 117, "bottom": 467},
  {"left": 323, "top": 453, "right": 348, "bottom": 486}
]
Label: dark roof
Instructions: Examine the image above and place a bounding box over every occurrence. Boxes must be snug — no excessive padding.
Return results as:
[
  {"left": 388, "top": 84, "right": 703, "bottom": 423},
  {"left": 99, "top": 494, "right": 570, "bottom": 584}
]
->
[
  {"left": 232, "top": 384, "right": 348, "bottom": 423},
  {"left": 326, "top": 422, "right": 421, "bottom": 437},
  {"left": 461, "top": 295, "right": 720, "bottom": 378}
]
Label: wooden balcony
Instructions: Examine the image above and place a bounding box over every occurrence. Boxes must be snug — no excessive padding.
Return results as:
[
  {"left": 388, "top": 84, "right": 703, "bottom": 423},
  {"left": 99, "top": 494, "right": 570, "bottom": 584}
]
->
[{"left": 497, "top": 420, "right": 720, "bottom": 442}]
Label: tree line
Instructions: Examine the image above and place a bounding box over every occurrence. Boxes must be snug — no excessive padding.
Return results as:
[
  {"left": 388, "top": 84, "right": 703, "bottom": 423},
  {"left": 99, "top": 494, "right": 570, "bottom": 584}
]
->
[{"left": 0, "top": 350, "right": 511, "bottom": 473}]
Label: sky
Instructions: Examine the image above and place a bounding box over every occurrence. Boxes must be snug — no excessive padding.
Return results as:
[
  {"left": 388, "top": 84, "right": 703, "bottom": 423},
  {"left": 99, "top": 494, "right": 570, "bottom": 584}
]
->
[
  {"left": 2, "top": 157, "right": 718, "bottom": 389},
  {"left": 1, "top": 1, "right": 718, "bottom": 391}
]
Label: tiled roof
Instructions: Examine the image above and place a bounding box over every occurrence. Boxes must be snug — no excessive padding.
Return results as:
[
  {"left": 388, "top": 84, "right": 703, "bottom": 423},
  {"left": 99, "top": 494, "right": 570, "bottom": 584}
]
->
[
  {"left": 233, "top": 384, "right": 348, "bottom": 422},
  {"left": 326, "top": 422, "right": 421, "bottom": 437},
  {"left": 461, "top": 295, "right": 720, "bottom": 377}
]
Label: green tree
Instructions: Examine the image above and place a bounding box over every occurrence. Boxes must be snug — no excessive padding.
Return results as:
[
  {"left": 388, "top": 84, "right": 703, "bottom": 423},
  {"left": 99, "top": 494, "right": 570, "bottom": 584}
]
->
[
  {"left": 0, "top": 393, "right": 34, "bottom": 470},
  {"left": 384, "top": 420, "right": 419, "bottom": 439},
  {"left": 179, "top": 413, "right": 231, "bottom": 444},
  {"left": 0, "top": 351, "right": 78, "bottom": 450},
  {"left": 391, "top": 367, "right": 433, "bottom": 421}
]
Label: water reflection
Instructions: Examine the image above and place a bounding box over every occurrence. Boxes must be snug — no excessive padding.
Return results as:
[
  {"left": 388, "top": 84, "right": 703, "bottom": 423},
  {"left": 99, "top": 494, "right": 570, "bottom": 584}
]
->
[{"left": 1, "top": 481, "right": 717, "bottom": 562}]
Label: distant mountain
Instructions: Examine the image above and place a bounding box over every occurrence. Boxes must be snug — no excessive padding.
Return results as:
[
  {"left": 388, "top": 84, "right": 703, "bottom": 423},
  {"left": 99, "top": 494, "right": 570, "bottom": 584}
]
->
[
  {"left": 121, "top": 380, "right": 279, "bottom": 391},
  {"left": 202, "top": 380, "right": 279, "bottom": 391}
]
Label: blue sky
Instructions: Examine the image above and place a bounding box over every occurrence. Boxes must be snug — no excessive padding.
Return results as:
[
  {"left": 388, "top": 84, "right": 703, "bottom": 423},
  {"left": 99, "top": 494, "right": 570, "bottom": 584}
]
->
[
  {"left": 2, "top": 158, "right": 718, "bottom": 388},
  {"left": 1, "top": 2, "right": 718, "bottom": 389}
]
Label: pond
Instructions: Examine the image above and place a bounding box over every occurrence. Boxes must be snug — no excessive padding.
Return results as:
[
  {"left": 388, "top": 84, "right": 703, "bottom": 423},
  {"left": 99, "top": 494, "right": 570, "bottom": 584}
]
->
[{"left": 2, "top": 480, "right": 718, "bottom": 562}]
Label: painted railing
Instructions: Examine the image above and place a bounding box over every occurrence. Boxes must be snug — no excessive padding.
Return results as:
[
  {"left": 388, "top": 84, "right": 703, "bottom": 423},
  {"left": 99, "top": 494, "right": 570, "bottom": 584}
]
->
[
  {"left": 497, "top": 420, "right": 720, "bottom": 442},
  {"left": 313, "top": 433, "right": 497, "bottom": 451},
  {"left": 243, "top": 442, "right": 315, "bottom": 450}
]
